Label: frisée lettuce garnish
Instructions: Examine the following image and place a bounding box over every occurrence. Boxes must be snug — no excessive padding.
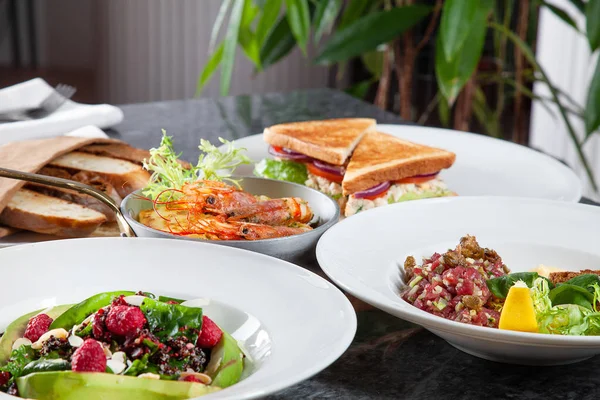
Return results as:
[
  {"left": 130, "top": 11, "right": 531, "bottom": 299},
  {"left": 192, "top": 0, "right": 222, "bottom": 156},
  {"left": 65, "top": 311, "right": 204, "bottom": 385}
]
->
[{"left": 142, "top": 130, "right": 251, "bottom": 201}]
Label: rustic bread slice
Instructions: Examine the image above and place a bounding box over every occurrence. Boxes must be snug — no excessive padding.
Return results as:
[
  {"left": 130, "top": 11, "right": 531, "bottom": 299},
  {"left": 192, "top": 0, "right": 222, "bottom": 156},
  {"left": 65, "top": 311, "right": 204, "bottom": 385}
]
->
[
  {"left": 342, "top": 132, "right": 456, "bottom": 195},
  {"left": 263, "top": 118, "right": 376, "bottom": 165},
  {"left": 28, "top": 168, "right": 123, "bottom": 222},
  {"left": 79, "top": 143, "right": 192, "bottom": 169},
  {"left": 549, "top": 270, "right": 600, "bottom": 285},
  {"left": 49, "top": 152, "right": 150, "bottom": 198},
  {"left": 0, "top": 189, "right": 107, "bottom": 237}
]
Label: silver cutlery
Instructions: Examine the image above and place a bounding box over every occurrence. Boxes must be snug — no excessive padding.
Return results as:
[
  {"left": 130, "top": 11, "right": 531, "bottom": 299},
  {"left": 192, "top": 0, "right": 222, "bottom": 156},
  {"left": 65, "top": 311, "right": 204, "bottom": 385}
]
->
[{"left": 0, "top": 83, "right": 77, "bottom": 122}]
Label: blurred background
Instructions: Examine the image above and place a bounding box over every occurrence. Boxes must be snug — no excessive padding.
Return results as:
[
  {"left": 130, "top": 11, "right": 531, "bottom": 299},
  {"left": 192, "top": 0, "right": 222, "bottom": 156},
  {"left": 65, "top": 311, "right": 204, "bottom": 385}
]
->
[{"left": 0, "top": 0, "right": 598, "bottom": 199}]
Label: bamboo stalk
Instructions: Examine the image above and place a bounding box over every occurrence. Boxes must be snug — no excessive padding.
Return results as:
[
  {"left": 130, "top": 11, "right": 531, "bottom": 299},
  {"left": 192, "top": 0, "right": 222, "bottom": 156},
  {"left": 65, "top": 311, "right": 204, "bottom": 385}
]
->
[
  {"left": 375, "top": 45, "right": 392, "bottom": 110},
  {"left": 453, "top": 77, "right": 476, "bottom": 131}
]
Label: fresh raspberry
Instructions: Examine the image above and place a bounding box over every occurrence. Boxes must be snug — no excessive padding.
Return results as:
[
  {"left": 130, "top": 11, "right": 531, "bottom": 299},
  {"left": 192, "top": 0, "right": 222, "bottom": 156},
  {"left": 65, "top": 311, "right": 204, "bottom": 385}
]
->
[
  {"left": 23, "top": 313, "right": 53, "bottom": 342},
  {"left": 0, "top": 371, "right": 10, "bottom": 387},
  {"left": 105, "top": 305, "right": 146, "bottom": 336},
  {"left": 71, "top": 339, "right": 106, "bottom": 372},
  {"left": 196, "top": 316, "right": 222, "bottom": 348},
  {"left": 182, "top": 375, "right": 201, "bottom": 383}
]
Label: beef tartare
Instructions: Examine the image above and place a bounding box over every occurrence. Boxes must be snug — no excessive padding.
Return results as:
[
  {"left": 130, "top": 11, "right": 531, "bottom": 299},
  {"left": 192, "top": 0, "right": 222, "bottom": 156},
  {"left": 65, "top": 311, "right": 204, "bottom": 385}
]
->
[{"left": 401, "top": 235, "right": 509, "bottom": 327}]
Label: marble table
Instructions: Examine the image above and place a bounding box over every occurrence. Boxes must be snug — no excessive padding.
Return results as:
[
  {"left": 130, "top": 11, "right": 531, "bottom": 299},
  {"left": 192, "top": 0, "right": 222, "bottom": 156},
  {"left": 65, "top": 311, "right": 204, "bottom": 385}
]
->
[{"left": 112, "top": 88, "right": 599, "bottom": 400}]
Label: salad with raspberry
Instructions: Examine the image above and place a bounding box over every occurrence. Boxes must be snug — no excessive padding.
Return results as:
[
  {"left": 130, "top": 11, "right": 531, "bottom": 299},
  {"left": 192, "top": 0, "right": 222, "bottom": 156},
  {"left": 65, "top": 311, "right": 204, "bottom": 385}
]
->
[{"left": 0, "top": 291, "right": 245, "bottom": 399}]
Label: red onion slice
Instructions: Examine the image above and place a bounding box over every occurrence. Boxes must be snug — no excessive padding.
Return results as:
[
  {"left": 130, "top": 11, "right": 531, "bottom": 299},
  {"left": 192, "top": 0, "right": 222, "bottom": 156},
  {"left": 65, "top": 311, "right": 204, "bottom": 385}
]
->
[
  {"left": 353, "top": 181, "right": 391, "bottom": 199},
  {"left": 312, "top": 160, "right": 345, "bottom": 176},
  {"left": 268, "top": 145, "right": 311, "bottom": 161},
  {"left": 414, "top": 171, "right": 439, "bottom": 178}
]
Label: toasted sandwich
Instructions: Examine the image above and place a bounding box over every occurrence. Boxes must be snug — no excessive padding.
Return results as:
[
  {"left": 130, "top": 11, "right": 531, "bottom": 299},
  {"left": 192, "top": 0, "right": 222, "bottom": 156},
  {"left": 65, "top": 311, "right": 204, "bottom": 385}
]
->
[
  {"left": 342, "top": 132, "right": 456, "bottom": 216},
  {"left": 255, "top": 118, "right": 376, "bottom": 207}
]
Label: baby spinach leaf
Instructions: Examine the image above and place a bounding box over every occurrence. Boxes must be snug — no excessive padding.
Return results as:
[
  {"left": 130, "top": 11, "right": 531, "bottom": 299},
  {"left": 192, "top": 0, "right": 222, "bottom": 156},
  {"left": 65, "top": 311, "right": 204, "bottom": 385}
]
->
[
  {"left": 549, "top": 284, "right": 595, "bottom": 310},
  {"left": 486, "top": 272, "right": 554, "bottom": 299},
  {"left": 254, "top": 159, "right": 308, "bottom": 185},
  {"left": 561, "top": 274, "right": 600, "bottom": 292},
  {"left": 21, "top": 359, "right": 70, "bottom": 376},
  {"left": 140, "top": 298, "right": 203, "bottom": 340},
  {"left": 157, "top": 296, "right": 185, "bottom": 304}
]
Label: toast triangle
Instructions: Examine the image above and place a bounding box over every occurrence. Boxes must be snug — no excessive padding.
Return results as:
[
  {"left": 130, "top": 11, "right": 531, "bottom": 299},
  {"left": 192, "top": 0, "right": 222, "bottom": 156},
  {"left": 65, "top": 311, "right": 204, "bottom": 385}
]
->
[
  {"left": 342, "top": 132, "right": 456, "bottom": 195},
  {"left": 263, "top": 118, "right": 376, "bottom": 165}
]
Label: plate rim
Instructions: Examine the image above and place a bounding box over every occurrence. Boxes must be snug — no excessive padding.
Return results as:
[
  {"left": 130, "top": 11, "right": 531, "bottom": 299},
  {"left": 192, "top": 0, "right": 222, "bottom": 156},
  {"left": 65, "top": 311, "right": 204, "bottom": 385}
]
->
[
  {"left": 0, "top": 237, "right": 358, "bottom": 400},
  {"left": 316, "top": 196, "right": 600, "bottom": 348}
]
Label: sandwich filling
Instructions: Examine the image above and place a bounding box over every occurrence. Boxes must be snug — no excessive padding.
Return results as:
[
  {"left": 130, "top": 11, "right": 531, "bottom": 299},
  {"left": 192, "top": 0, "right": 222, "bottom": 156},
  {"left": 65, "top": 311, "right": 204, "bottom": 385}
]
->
[{"left": 345, "top": 178, "right": 455, "bottom": 216}]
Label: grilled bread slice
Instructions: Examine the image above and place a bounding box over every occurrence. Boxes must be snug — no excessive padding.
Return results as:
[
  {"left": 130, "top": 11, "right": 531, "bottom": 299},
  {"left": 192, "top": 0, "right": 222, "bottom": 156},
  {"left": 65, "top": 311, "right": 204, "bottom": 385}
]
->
[
  {"left": 49, "top": 152, "right": 150, "bottom": 198},
  {"left": 342, "top": 132, "right": 456, "bottom": 195},
  {"left": 0, "top": 189, "right": 107, "bottom": 237},
  {"left": 263, "top": 118, "right": 376, "bottom": 165}
]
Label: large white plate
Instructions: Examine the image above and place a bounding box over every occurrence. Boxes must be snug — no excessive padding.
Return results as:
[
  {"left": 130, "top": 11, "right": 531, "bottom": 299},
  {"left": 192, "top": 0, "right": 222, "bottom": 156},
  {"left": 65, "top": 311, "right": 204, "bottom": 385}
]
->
[
  {"left": 0, "top": 238, "right": 357, "bottom": 399},
  {"left": 231, "top": 124, "right": 582, "bottom": 202},
  {"left": 316, "top": 196, "right": 600, "bottom": 365}
]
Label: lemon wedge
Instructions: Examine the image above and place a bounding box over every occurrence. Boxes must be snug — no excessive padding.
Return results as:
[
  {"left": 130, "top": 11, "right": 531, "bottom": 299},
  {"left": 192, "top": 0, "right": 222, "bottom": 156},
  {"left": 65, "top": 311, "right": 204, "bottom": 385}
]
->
[{"left": 498, "top": 281, "right": 538, "bottom": 333}]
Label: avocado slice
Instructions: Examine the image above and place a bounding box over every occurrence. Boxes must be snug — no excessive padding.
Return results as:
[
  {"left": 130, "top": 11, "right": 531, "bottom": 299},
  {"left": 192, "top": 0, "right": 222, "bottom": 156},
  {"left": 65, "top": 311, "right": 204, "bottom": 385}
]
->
[
  {"left": 205, "top": 331, "right": 244, "bottom": 388},
  {"left": 17, "top": 371, "right": 221, "bottom": 400},
  {"left": 0, "top": 304, "right": 73, "bottom": 365}
]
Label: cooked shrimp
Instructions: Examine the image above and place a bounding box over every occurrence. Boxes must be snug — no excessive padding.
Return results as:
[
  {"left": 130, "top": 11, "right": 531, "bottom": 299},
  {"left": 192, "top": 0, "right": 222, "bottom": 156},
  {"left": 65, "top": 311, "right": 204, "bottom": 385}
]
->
[
  {"left": 226, "top": 198, "right": 313, "bottom": 225},
  {"left": 190, "top": 217, "right": 311, "bottom": 240},
  {"left": 178, "top": 181, "right": 257, "bottom": 214}
]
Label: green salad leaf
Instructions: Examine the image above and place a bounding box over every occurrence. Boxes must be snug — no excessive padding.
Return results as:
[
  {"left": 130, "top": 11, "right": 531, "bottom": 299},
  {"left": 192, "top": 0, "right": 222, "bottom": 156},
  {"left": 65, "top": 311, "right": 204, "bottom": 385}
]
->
[
  {"left": 549, "top": 284, "right": 595, "bottom": 310},
  {"left": 486, "top": 272, "right": 553, "bottom": 299},
  {"left": 123, "top": 354, "right": 150, "bottom": 376},
  {"left": 142, "top": 130, "right": 251, "bottom": 201},
  {"left": 1, "top": 345, "right": 37, "bottom": 380},
  {"left": 560, "top": 274, "right": 600, "bottom": 291},
  {"left": 140, "top": 298, "right": 203, "bottom": 341},
  {"left": 253, "top": 158, "right": 308, "bottom": 184}
]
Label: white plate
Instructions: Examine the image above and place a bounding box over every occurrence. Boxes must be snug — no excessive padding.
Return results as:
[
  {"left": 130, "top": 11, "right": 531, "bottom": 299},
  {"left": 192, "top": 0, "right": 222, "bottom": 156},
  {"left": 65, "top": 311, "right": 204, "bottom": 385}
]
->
[
  {"left": 231, "top": 124, "right": 582, "bottom": 202},
  {"left": 316, "top": 196, "right": 600, "bottom": 365},
  {"left": 0, "top": 238, "right": 357, "bottom": 399}
]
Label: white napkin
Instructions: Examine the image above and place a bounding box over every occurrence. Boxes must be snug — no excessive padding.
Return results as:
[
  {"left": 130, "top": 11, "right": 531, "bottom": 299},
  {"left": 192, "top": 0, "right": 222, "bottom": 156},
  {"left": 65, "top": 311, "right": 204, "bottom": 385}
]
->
[{"left": 0, "top": 78, "right": 123, "bottom": 145}]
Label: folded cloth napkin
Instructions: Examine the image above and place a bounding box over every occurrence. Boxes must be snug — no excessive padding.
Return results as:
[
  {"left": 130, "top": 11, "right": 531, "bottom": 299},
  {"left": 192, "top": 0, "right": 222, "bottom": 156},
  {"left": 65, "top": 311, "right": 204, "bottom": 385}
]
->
[{"left": 0, "top": 78, "right": 123, "bottom": 145}]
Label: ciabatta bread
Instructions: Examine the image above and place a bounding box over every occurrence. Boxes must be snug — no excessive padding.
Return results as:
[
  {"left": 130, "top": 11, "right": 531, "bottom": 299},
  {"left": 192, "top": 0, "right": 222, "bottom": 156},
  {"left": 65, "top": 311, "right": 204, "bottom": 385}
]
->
[
  {"left": 80, "top": 143, "right": 192, "bottom": 169},
  {"left": 0, "top": 189, "right": 107, "bottom": 237},
  {"left": 49, "top": 152, "right": 150, "bottom": 198},
  {"left": 342, "top": 132, "right": 456, "bottom": 195},
  {"left": 263, "top": 118, "right": 376, "bottom": 165}
]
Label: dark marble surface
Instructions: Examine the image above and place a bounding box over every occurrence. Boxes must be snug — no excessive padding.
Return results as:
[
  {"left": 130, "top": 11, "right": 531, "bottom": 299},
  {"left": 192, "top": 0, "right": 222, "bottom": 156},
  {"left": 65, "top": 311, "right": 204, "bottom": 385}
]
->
[{"left": 113, "top": 88, "right": 600, "bottom": 400}]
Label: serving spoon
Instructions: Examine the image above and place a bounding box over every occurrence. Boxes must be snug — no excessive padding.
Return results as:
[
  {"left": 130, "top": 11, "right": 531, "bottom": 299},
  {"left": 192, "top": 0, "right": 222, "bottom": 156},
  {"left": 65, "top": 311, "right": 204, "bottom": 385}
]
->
[{"left": 0, "top": 167, "right": 137, "bottom": 237}]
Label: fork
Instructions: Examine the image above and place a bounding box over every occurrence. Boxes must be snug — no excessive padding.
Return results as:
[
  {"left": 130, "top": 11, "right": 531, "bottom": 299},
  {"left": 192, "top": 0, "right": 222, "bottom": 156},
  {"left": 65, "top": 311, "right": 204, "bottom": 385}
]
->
[{"left": 0, "top": 84, "right": 77, "bottom": 122}]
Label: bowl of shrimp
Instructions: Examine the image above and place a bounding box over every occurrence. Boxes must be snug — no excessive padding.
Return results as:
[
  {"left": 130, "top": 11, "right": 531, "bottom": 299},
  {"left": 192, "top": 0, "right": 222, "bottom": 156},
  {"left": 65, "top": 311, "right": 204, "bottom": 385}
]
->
[{"left": 120, "top": 177, "right": 340, "bottom": 264}]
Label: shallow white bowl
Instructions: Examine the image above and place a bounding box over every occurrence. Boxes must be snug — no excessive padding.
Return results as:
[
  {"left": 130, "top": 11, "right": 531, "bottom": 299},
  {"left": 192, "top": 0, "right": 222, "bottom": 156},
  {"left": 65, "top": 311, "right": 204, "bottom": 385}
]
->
[
  {"left": 0, "top": 238, "right": 357, "bottom": 399},
  {"left": 316, "top": 197, "right": 600, "bottom": 365}
]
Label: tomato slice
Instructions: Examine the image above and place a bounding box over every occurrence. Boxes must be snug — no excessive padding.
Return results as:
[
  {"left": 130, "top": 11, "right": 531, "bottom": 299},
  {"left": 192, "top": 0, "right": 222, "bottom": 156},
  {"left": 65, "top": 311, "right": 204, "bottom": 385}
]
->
[
  {"left": 306, "top": 162, "right": 344, "bottom": 183},
  {"left": 395, "top": 175, "right": 436, "bottom": 185}
]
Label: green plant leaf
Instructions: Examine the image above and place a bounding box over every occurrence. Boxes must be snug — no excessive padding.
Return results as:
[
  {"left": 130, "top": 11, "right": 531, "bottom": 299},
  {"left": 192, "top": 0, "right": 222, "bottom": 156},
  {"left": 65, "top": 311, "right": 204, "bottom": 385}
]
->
[
  {"left": 344, "top": 79, "right": 374, "bottom": 99},
  {"left": 256, "top": 0, "right": 283, "bottom": 45},
  {"left": 196, "top": 44, "right": 223, "bottom": 96},
  {"left": 285, "top": 0, "right": 311, "bottom": 54},
  {"left": 361, "top": 50, "right": 384, "bottom": 78},
  {"left": 585, "top": 58, "right": 600, "bottom": 137},
  {"left": 438, "top": 96, "right": 450, "bottom": 127},
  {"left": 537, "top": 0, "right": 579, "bottom": 31},
  {"left": 315, "top": 5, "right": 431, "bottom": 65},
  {"left": 439, "top": 0, "right": 479, "bottom": 61},
  {"left": 568, "top": 0, "right": 585, "bottom": 13},
  {"left": 586, "top": 0, "right": 600, "bottom": 51},
  {"left": 210, "top": 0, "right": 233, "bottom": 52},
  {"left": 472, "top": 86, "right": 500, "bottom": 137},
  {"left": 238, "top": 0, "right": 261, "bottom": 68},
  {"left": 435, "top": 0, "right": 492, "bottom": 103},
  {"left": 260, "top": 16, "right": 296, "bottom": 69},
  {"left": 489, "top": 22, "right": 598, "bottom": 192},
  {"left": 313, "top": 0, "right": 342, "bottom": 43},
  {"left": 221, "top": 0, "right": 245, "bottom": 96},
  {"left": 337, "top": 0, "right": 370, "bottom": 31}
]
